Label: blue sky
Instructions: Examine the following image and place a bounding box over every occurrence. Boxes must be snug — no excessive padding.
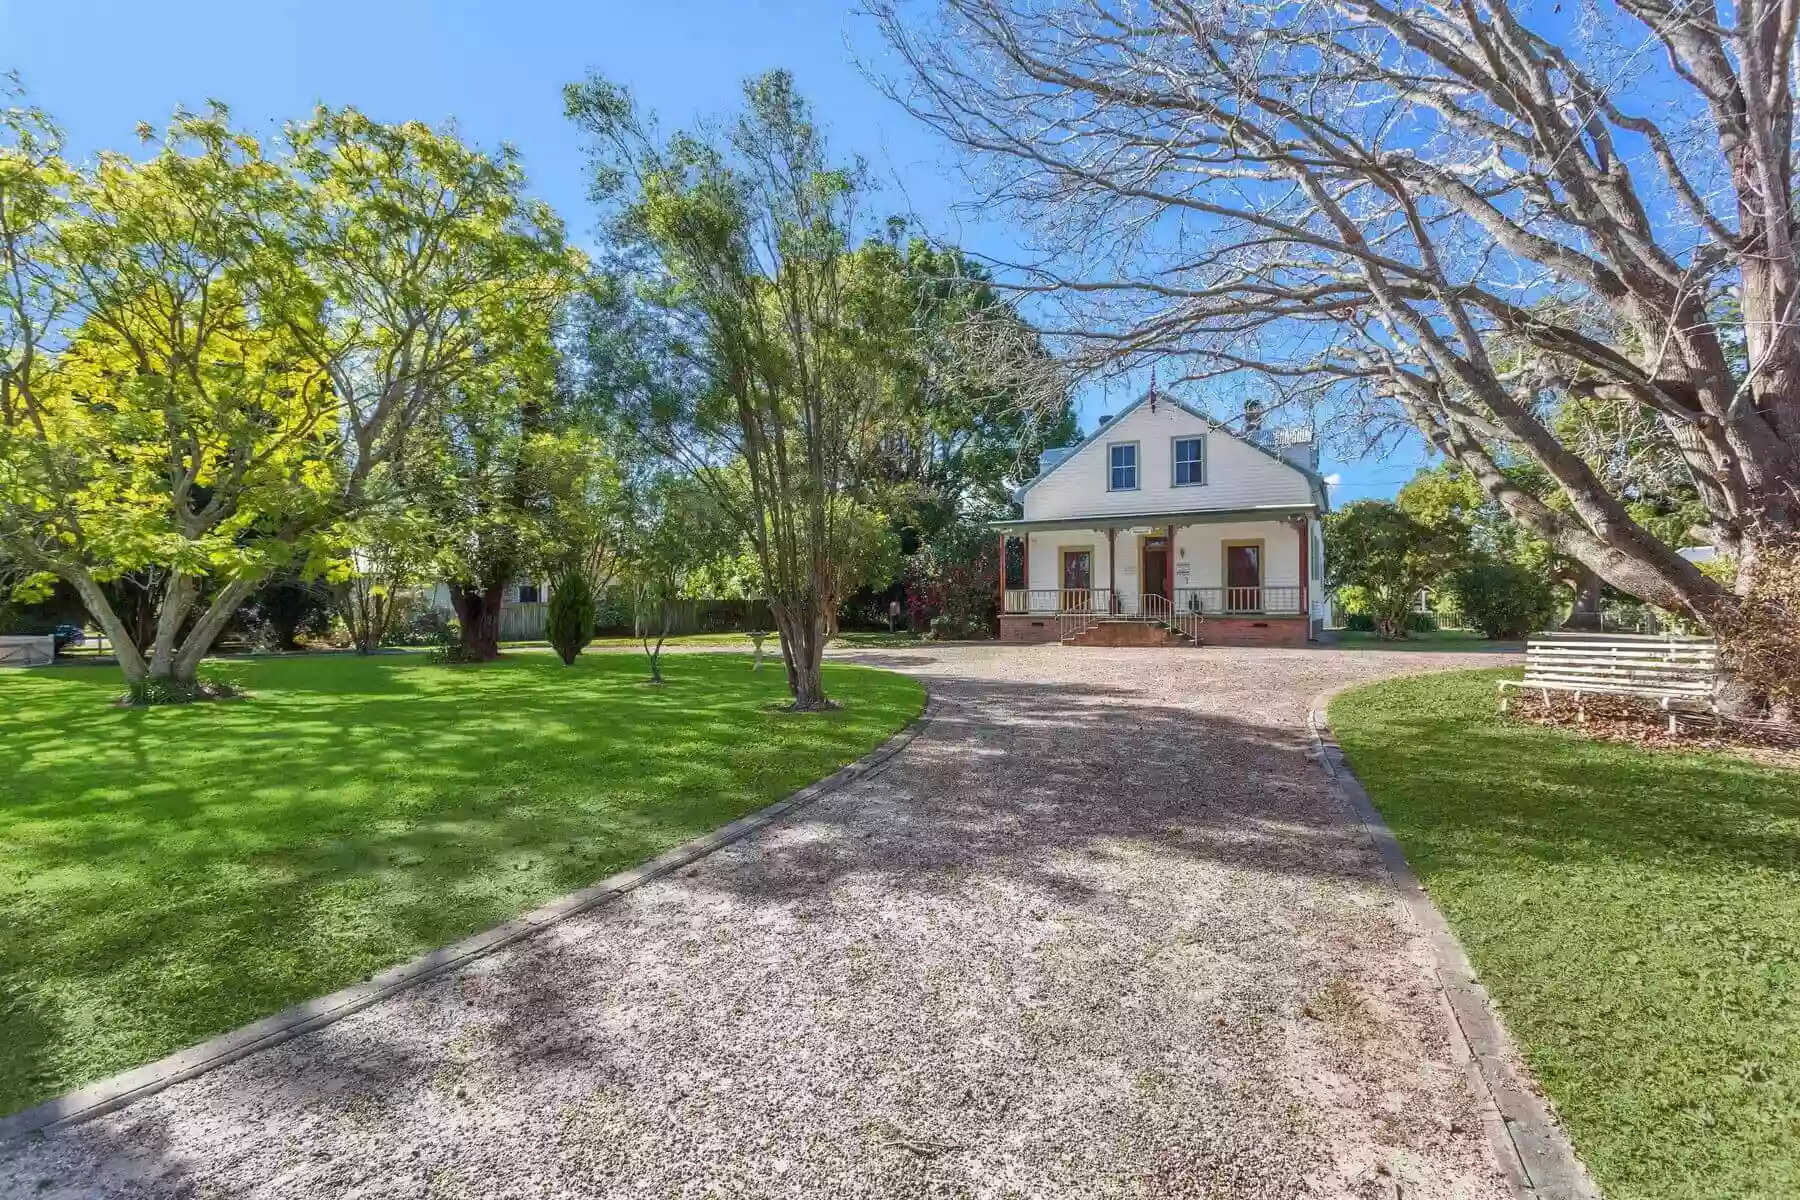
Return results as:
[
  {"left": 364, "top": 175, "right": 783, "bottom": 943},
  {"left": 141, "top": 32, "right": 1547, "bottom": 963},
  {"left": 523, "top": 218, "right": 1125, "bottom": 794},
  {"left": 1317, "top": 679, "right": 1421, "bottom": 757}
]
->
[{"left": 1, "top": 0, "right": 1425, "bottom": 502}]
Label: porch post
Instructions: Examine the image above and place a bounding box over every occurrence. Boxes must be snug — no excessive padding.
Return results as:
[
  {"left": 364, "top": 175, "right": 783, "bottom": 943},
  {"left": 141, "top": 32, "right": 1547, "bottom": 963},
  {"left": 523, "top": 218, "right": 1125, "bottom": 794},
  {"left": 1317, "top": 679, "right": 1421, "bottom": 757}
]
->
[
  {"left": 1022, "top": 532, "right": 1030, "bottom": 600},
  {"left": 999, "top": 532, "right": 1008, "bottom": 614},
  {"left": 1107, "top": 527, "right": 1117, "bottom": 614},
  {"left": 1165, "top": 524, "right": 1175, "bottom": 599},
  {"left": 1293, "top": 515, "right": 1311, "bottom": 626}
]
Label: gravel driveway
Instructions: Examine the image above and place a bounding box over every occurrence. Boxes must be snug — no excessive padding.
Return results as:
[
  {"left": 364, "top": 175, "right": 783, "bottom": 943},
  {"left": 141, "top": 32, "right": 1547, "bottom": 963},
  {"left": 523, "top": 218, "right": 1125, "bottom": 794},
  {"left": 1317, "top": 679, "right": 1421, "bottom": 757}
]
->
[{"left": 4, "top": 644, "right": 1520, "bottom": 1200}]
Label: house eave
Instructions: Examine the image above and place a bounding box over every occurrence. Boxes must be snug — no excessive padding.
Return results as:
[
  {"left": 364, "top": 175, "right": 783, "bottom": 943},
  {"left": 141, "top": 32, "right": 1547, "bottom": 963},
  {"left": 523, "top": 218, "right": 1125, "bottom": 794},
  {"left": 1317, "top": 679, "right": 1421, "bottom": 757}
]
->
[{"left": 990, "top": 504, "right": 1317, "bottom": 534}]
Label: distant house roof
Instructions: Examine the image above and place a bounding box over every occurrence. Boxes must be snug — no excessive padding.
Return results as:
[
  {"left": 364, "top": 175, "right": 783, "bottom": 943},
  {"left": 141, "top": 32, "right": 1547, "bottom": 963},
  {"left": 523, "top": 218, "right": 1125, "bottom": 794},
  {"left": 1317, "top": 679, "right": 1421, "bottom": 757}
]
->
[{"left": 1012, "top": 389, "right": 1330, "bottom": 510}]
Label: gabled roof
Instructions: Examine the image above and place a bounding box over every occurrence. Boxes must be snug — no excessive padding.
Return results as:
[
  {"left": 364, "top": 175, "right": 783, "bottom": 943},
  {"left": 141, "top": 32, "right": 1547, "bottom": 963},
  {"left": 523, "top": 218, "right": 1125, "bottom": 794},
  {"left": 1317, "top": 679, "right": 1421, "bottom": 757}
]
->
[{"left": 1012, "top": 389, "right": 1331, "bottom": 509}]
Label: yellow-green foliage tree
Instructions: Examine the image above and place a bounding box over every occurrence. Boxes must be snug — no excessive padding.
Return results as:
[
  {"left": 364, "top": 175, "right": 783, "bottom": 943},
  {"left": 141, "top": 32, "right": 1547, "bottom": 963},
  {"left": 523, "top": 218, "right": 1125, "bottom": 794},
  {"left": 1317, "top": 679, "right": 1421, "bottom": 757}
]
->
[{"left": 0, "top": 93, "right": 579, "bottom": 696}]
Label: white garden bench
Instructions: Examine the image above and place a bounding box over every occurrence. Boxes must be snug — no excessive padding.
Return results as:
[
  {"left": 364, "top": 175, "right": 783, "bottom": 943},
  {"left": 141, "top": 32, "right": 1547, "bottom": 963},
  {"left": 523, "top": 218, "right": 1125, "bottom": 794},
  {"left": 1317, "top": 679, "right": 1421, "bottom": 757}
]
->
[
  {"left": 1498, "top": 631, "right": 1719, "bottom": 732},
  {"left": 0, "top": 635, "right": 56, "bottom": 667}
]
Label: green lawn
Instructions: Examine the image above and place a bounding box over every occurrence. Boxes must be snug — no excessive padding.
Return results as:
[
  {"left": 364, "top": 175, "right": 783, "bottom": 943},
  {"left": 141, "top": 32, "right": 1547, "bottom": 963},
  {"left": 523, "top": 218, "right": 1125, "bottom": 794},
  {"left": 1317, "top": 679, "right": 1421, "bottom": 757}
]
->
[
  {"left": 498, "top": 631, "right": 927, "bottom": 651},
  {"left": 1330, "top": 669, "right": 1799, "bottom": 1200},
  {"left": 0, "top": 652, "right": 923, "bottom": 1116},
  {"left": 500, "top": 632, "right": 763, "bottom": 650}
]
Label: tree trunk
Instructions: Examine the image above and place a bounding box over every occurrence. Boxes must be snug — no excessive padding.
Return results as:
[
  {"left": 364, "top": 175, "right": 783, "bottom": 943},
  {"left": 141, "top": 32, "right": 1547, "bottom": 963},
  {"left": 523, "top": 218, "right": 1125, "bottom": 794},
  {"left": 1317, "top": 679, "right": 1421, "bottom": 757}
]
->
[
  {"left": 65, "top": 568, "right": 256, "bottom": 690},
  {"left": 147, "top": 571, "right": 199, "bottom": 679},
  {"left": 642, "top": 599, "right": 672, "bottom": 683},
  {"left": 770, "top": 598, "right": 832, "bottom": 710},
  {"left": 449, "top": 579, "right": 506, "bottom": 661},
  {"left": 65, "top": 570, "right": 151, "bottom": 683},
  {"left": 168, "top": 578, "right": 258, "bottom": 683},
  {"left": 1565, "top": 568, "right": 1604, "bottom": 631}
]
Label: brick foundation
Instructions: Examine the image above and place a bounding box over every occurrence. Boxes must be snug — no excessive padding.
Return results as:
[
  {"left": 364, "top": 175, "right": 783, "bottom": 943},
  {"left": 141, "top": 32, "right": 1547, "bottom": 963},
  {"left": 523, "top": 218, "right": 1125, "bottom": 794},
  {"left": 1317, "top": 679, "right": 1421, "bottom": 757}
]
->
[
  {"left": 998, "top": 615, "right": 1060, "bottom": 643},
  {"left": 998, "top": 613, "right": 1312, "bottom": 647},
  {"left": 1199, "top": 617, "right": 1311, "bottom": 647}
]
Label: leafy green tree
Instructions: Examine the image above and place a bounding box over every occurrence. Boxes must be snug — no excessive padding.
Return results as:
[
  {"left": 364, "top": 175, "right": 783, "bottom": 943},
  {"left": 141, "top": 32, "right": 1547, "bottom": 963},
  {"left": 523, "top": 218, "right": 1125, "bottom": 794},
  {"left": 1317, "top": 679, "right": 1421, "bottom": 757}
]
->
[
  {"left": 1325, "top": 501, "right": 1467, "bottom": 640},
  {"left": 545, "top": 566, "right": 595, "bottom": 665},
  {"left": 411, "top": 330, "right": 566, "bottom": 661},
  {"left": 0, "top": 95, "right": 579, "bottom": 696},
  {"left": 841, "top": 235, "right": 1075, "bottom": 535},
  {"left": 568, "top": 70, "right": 884, "bottom": 709},
  {"left": 615, "top": 475, "right": 720, "bottom": 683}
]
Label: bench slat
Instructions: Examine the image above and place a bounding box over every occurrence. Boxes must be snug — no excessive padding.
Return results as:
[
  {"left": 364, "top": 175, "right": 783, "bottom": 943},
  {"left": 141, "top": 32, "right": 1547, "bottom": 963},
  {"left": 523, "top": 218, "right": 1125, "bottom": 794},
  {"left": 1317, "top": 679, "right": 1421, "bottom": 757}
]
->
[
  {"left": 1527, "top": 649, "right": 1716, "bottom": 661},
  {"left": 1528, "top": 631, "right": 1714, "bottom": 642},
  {"left": 1533, "top": 662, "right": 1713, "bottom": 672},
  {"left": 1533, "top": 651, "right": 1713, "bottom": 662},
  {"left": 1519, "top": 676, "right": 1713, "bottom": 693},
  {"left": 1510, "top": 632, "right": 1720, "bottom": 706}
]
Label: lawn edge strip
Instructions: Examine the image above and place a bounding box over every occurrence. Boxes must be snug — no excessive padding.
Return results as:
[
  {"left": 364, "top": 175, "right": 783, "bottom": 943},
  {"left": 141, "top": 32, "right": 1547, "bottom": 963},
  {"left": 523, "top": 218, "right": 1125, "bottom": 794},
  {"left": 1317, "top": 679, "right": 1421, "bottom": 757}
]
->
[
  {"left": 1307, "top": 680, "right": 1600, "bottom": 1200},
  {"left": 0, "top": 685, "right": 937, "bottom": 1147}
]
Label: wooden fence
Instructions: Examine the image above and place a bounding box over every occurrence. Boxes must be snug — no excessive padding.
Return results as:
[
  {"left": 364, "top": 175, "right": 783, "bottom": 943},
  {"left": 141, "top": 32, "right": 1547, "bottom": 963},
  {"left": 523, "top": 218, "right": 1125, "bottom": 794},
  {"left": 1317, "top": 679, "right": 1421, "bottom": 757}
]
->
[{"left": 493, "top": 597, "right": 776, "bottom": 642}]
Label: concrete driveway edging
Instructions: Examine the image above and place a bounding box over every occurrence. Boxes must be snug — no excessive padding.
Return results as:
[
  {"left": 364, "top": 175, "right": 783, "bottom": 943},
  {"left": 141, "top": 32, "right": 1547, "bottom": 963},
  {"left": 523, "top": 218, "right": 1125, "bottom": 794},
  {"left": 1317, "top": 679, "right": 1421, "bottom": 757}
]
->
[
  {"left": 0, "top": 688, "right": 937, "bottom": 1149},
  {"left": 1307, "top": 683, "right": 1600, "bottom": 1200}
]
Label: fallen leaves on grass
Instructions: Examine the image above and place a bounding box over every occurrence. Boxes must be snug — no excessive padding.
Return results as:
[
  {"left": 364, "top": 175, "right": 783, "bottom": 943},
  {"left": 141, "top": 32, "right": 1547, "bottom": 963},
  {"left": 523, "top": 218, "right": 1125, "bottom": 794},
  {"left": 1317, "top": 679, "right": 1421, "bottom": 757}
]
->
[{"left": 1507, "top": 691, "right": 1800, "bottom": 765}]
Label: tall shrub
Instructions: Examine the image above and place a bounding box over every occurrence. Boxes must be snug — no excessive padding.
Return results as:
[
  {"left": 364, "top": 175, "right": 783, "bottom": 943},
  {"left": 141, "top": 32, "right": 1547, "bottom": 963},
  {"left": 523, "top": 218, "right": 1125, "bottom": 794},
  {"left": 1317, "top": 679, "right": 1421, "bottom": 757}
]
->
[
  {"left": 906, "top": 520, "right": 1000, "bottom": 637},
  {"left": 1448, "top": 562, "right": 1555, "bottom": 640},
  {"left": 546, "top": 568, "right": 596, "bottom": 666}
]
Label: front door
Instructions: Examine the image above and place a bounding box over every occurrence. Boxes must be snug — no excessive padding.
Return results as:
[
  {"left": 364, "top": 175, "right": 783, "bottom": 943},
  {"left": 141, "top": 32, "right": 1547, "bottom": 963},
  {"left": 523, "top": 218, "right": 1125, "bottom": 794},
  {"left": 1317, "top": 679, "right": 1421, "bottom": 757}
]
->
[
  {"left": 1141, "top": 537, "right": 1169, "bottom": 603},
  {"left": 1061, "top": 548, "right": 1093, "bottom": 610},
  {"left": 1225, "top": 542, "right": 1262, "bottom": 611}
]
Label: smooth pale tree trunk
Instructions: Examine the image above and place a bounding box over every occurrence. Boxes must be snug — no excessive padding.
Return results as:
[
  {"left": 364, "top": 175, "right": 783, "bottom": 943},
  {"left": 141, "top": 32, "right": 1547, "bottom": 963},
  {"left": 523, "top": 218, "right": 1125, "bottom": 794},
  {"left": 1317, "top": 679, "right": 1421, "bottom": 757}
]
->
[
  {"left": 448, "top": 579, "right": 506, "bottom": 661},
  {"left": 168, "top": 579, "right": 257, "bottom": 682},
  {"left": 65, "top": 571, "right": 152, "bottom": 682},
  {"left": 335, "top": 580, "right": 393, "bottom": 655},
  {"left": 64, "top": 569, "right": 255, "bottom": 689},
  {"left": 640, "top": 599, "right": 672, "bottom": 684}
]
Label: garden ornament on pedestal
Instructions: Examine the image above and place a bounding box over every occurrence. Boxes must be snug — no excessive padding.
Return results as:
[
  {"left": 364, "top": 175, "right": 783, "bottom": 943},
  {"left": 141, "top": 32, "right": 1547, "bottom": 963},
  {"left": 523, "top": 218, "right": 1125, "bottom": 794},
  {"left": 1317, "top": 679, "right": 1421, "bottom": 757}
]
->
[{"left": 748, "top": 631, "right": 767, "bottom": 670}]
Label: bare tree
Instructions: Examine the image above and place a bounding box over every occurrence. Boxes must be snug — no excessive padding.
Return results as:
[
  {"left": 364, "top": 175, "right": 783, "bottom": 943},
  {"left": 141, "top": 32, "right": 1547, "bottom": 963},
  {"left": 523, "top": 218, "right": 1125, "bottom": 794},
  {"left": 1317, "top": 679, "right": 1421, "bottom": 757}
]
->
[{"left": 875, "top": 0, "right": 1800, "bottom": 642}]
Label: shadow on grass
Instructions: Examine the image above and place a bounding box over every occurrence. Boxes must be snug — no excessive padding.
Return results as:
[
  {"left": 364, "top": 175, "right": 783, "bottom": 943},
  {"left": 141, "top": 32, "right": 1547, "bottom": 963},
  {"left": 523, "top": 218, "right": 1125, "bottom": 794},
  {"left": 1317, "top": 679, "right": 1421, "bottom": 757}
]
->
[{"left": 0, "top": 652, "right": 923, "bottom": 1117}]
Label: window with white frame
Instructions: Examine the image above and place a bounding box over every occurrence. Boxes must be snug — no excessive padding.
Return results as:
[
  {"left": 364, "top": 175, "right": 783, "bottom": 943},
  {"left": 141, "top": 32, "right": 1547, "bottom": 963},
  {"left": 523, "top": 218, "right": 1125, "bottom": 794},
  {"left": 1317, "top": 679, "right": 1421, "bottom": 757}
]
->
[
  {"left": 1108, "top": 442, "right": 1139, "bottom": 490},
  {"left": 1172, "top": 436, "right": 1206, "bottom": 486}
]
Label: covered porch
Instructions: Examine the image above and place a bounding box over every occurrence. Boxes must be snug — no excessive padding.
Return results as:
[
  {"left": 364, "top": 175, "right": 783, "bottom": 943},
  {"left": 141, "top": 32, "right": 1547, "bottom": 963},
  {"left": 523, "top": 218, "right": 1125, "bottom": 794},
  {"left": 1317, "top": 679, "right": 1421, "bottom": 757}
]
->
[{"left": 993, "top": 508, "right": 1321, "bottom": 646}]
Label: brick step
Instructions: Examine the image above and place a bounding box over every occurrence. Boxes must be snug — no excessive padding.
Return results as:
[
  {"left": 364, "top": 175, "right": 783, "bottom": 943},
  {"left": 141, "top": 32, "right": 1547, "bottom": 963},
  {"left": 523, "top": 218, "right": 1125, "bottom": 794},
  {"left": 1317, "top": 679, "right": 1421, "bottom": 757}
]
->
[{"left": 1063, "top": 620, "right": 1197, "bottom": 648}]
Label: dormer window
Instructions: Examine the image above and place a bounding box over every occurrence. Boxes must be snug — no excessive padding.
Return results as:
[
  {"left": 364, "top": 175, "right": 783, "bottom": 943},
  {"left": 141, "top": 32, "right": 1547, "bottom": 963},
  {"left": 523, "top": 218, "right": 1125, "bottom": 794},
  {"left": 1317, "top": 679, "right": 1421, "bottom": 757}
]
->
[
  {"left": 1108, "top": 442, "right": 1139, "bottom": 490},
  {"left": 1173, "top": 436, "right": 1206, "bottom": 486}
]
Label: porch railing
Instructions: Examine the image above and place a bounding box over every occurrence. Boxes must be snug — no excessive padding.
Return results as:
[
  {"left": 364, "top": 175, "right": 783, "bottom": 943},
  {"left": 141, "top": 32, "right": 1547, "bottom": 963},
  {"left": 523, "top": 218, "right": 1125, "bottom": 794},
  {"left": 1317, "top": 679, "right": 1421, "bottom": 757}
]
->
[
  {"left": 1007, "top": 585, "right": 1304, "bottom": 616},
  {"left": 1005, "top": 588, "right": 1113, "bottom": 614},
  {"left": 1142, "top": 593, "right": 1204, "bottom": 641},
  {"left": 1174, "top": 586, "right": 1304, "bottom": 615}
]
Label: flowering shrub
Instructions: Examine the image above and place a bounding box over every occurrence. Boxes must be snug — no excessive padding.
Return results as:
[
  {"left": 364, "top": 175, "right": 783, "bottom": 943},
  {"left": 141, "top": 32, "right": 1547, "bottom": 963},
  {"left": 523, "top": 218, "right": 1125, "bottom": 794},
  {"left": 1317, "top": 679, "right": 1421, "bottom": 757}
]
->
[{"left": 905, "top": 520, "right": 1000, "bottom": 635}]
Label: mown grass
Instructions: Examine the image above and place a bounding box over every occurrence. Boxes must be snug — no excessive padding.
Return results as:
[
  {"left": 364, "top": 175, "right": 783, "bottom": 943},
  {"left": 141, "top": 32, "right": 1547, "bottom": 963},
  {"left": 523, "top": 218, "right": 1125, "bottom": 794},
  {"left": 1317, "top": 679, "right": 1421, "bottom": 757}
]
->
[
  {"left": 1328, "top": 628, "right": 1515, "bottom": 652},
  {"left": 500, "top": 632, "right": 762, "bottom": 650},
  {"left": 1330, "top": 668, "right": 1799, "bottom": 1200},
  {"left": 499, "top": 631, "right": 930, "bottom": 652},
  {"left": 0, "top": 652, "right": 923, "bottom": 1116}
]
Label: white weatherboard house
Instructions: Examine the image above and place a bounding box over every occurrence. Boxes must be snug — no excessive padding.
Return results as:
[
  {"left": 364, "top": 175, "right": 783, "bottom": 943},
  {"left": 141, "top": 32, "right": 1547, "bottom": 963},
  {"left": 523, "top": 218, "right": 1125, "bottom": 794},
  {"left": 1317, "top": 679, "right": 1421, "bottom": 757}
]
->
[{"left": 994, "top": 390, "right": 1330, "bottom": 647}]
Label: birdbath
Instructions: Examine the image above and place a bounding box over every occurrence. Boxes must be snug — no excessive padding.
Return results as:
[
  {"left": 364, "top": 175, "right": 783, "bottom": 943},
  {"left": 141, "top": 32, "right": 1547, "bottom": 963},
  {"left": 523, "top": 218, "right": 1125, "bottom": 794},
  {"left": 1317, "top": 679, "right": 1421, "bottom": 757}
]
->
[{"left": 747, "top": 631, "right": 768, "bottom": 670}]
